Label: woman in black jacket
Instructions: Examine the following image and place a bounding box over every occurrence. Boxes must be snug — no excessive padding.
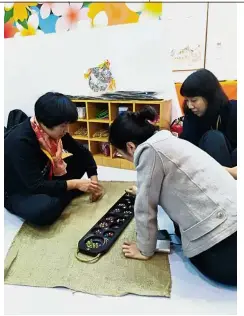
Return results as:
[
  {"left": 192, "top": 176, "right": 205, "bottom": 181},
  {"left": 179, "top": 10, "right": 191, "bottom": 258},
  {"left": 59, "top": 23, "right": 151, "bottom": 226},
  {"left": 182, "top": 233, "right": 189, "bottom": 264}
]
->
[
  {"left": 180, "top": 69, "right": 237, "bottom": 168},
  {"left": 4, "top": 92, "right": 103, "bottom": 226}
]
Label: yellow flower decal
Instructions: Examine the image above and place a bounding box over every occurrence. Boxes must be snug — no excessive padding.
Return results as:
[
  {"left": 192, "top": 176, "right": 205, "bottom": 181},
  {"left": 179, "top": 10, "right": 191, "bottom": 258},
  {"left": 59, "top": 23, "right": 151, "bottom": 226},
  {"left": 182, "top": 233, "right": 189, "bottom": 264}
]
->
[
  {"left": 87, "top": 3, "right": 105, "bottom": 23},
  {"left": 143, "top": 3, "right": 163, "bottom": 16},
  {"left": 108, "top": 78, "right": 116, "bottom": 91},
  {"left": 84, "top": 69, "right": 92, "bottom": 79},
  {"left": 15, "top": 12, "right": 43, "bottom": 37},
  {"left": 19, "top": 25, "right": 36, "bottom": 36},
  {"left": 88, "top": 3, "right": 139, "bottom": 27},
  {"left": 4, "top": 3, "right": 37, "bottom": 22}
]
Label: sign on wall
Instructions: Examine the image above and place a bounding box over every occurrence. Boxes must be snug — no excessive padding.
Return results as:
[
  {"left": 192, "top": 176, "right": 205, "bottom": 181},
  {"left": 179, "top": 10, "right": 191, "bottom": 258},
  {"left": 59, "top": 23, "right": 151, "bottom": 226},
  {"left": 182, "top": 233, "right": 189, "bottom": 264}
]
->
[{"left": 163, "top": 3, "right": 208, "bottom": 71}]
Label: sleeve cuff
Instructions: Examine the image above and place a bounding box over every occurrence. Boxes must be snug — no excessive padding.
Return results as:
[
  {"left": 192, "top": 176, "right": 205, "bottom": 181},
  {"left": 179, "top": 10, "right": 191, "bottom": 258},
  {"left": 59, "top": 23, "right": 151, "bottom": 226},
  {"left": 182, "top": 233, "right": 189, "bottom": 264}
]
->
[
  {"left": 137, "top": 242, "right": 155, "bottom": 257},
  {"left": 87, "top": 168, "right": 98, "bottom": 178}
]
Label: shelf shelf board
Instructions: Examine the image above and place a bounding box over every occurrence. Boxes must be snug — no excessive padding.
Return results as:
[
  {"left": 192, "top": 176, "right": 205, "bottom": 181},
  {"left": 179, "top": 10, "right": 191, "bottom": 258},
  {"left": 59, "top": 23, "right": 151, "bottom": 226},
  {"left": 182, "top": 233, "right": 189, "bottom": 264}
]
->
[
  {"left": 88, "top": 118, "right": 110, "bottom": 123},
  {"left": 77, "top": 118, "right": 87, "bottom": 122},
  {"left": 71, "top": 100, "right": 87, "bottom": 103},
  {"left": 91, "top": 137, "right": 108, "bottom": 142},
  {"left": 71, "top": 99, "right": 164, "bottom": 104},
  {"left": 86, "top": 100, "right": 109, "bottom": 103},
  {"left": 72, "top": 135, "right": 88, "bottom": 140},
  {"left": 134, "top": 100, "right": 163, "bottom": 104},
  {"left": 109, "top": 120, "right": 159, "bottom": 126},
  {"left": 110, "top": 101, "right": 134, "bottom": 104},
  {"left": 93, "top": 154, "right": 111, "bottom": 159},
  {"left": 112, "top": 157, "right": 125, "bottom": 162}
]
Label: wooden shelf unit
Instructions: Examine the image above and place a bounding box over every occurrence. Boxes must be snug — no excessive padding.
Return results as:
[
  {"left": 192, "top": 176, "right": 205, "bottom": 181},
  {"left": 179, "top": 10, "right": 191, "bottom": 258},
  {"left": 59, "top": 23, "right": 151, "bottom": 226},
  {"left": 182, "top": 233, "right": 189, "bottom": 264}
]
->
[{"left": 68, "top": 99, "right": 172, "bottom": 170}]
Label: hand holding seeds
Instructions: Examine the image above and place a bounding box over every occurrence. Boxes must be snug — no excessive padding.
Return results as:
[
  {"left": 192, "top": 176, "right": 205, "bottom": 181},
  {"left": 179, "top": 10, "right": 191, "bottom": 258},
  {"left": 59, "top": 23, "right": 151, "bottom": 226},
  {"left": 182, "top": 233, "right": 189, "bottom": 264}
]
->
[{"left": 125, "top": 185, "right": 137, "bottom": 196}]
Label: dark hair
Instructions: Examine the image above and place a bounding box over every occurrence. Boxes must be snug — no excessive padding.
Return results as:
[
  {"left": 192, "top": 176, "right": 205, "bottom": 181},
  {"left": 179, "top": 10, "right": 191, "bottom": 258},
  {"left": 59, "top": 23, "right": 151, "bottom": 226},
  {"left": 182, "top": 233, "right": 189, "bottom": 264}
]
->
[
  {"left": 109, "top": 106, "right": 158, "bottom": 151},
  {"left": 35, "top": 92, "right": 78, "bottom": 128},
  {"left": 180, "top": 69, "right": 229, "bottom": 122}
]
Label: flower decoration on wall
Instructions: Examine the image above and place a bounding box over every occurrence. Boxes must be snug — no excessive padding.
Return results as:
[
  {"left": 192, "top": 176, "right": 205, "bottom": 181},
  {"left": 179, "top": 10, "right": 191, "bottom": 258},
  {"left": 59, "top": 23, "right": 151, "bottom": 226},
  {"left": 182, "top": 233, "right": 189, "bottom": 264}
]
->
[
  {"left": 15, "top": 12, "right": 43, "bottom": 37},
  {"left": 4, "top": 3, "right": 37, "bottom": 22},
  {"left": 4, "top": 2, "right": 162, "bottom": 39},
  {"left": 4, "top": 21, "right": 18, "bottom": 38},
  {"left": 88, "top": 3, "right": 139, "bottom": 27},
  {"left": 39, "top": 3, "right": 68, "bottom": 19},
  {"left": 54, "top": 3, "right": 89, "bottom": 32}
]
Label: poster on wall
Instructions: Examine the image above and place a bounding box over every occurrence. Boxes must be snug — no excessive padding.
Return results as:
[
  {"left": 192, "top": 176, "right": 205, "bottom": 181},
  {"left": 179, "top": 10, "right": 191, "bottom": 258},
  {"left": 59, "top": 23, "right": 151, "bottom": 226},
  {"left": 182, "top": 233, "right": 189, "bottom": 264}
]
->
[
  {"left": 4, "top": 2, "right": 162, "bottom": 38},
  {"left": 163, "top": 2, "right": 208, "bottom": 71}
]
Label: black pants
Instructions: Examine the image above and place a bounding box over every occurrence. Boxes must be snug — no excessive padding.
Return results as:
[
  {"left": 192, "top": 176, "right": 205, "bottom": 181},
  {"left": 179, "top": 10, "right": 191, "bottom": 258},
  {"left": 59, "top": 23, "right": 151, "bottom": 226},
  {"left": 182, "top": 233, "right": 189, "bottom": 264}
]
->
[
  {"left": 173, "top": 223, "right": 237, "bottom": 286},
  {"left": 199, "top": 130, "right": 237, "bottom": 167},
  {"left": 5, "top": 155, "right": 85, "bottom": 226}
]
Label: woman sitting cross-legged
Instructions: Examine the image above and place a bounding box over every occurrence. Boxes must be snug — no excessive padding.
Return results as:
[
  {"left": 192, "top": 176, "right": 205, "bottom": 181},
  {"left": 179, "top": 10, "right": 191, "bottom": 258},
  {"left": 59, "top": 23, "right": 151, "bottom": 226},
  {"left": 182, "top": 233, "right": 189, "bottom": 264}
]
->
[
  {"left": 109, "top": 106, "right": 237, "bottom": 286},
  {"left": 4, "top": 92, "right": 103, "bottom": 226},
  {"left": 180, "top": 69, "right": 237, "bottom": 171}
]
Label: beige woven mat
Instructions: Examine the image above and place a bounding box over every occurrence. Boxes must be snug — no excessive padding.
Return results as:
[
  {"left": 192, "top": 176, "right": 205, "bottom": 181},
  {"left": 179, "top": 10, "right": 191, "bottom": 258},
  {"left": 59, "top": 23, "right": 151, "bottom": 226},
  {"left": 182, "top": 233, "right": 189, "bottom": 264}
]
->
[{"left": 4, "top": 182, "right": 171, "bottom": 297}]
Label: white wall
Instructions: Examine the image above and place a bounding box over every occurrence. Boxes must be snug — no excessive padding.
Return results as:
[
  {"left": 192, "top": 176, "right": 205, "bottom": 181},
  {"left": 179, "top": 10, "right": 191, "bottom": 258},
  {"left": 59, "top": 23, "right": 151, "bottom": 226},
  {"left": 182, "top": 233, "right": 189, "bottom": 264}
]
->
[
  {"left": 4, "top": 3, "right": 237, "bottom": 123},
  {"left": 4, "top": 20, "right": 180, "bottom": 124},
  {"left": 205, "top": 3, "right": 237, "bottom": 80}
]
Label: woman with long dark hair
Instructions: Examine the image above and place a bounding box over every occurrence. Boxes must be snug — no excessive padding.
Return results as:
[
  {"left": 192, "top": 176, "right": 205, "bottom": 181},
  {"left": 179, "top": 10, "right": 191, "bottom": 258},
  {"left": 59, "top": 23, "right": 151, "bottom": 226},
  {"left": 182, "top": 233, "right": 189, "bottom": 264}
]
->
[
  {"left": 180, "top": 69, "right": 237, "bottom": 169},
  {"left": 109, "top": 106, "right": 237, "bottom": 286}
]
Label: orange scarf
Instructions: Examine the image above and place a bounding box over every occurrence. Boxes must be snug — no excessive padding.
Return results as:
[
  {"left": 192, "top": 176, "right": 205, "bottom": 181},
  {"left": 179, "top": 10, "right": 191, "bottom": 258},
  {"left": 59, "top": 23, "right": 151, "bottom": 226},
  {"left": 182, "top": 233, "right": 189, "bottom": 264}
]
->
[{"left": 30, "top": 117, "right": 67, "bottom": 179}]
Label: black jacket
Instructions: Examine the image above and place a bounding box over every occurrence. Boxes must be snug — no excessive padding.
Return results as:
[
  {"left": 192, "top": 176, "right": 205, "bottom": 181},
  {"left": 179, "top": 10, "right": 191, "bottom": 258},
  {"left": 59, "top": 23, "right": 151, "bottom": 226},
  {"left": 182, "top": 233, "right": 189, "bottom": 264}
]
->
[
  {"left": 4, "top": 119, "right": 97, "bottom": 197},
  {"left": 180, "top": 100, "right": 237, "bottom": 151}
]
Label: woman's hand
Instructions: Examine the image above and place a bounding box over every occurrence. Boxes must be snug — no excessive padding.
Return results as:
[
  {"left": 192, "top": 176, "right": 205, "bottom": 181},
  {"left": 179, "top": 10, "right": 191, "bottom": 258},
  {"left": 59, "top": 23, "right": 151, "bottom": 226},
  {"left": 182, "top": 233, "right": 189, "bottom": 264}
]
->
[
  {"left": 225, "top": 166, "right": 237, "bottom": 179},
  {"left": 122, "top": 242, "right": 152, "bottom": 260},
  {"left": 75, "top": 179, "right": 100, "bottom": 193},
  {"left": 125, "top": 185, "right": 137, "bottom": 196},
  {"left": 90, "top": 185, "right": 104, "bottom": 202},
  {"left": 89, "top": 175, "right": 104, "bottom": 202}
]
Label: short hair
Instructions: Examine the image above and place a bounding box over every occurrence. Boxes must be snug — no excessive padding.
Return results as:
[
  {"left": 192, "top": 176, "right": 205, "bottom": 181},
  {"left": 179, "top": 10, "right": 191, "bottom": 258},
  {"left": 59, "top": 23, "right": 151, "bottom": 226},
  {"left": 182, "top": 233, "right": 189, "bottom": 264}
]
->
[
  {"left": 180, "top": 69, "right": 229, "bottom": 118},
  {"left": 35, "top": 92, "right": 78, "bottom": 128},
  {"left": 109, "top": 106, "right": 158, "bottom": 151}
]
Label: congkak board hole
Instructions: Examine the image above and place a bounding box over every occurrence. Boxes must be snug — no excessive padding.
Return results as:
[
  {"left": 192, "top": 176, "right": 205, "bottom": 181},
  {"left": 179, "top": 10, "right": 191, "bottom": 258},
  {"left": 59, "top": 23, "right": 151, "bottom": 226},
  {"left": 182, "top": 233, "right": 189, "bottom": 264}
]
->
[
  {"left": 103, "top": 231, "right": 115, "bottom": 239},
  {"left": 85, "top": 236, "right": 104, "bottom": 249}
]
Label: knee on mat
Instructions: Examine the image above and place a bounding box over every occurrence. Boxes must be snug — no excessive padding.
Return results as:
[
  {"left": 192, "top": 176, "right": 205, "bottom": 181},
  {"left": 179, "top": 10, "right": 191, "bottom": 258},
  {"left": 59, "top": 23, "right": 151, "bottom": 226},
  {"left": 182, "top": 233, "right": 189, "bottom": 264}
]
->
[{"left": 29, "top": 197, "right": 63, "bottom": 226}]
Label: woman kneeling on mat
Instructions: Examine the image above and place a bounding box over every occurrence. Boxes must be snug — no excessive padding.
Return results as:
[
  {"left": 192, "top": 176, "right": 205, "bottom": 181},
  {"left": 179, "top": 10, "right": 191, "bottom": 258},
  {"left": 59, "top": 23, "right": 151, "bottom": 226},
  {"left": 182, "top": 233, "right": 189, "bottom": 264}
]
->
[
  {"left": 109, "top": 106, "right": 237, "bottom": 286},
  {"left": 180, "top": 69, "right": 237, "bottom": 177},
  {"left": 4, "top": 92, "right": 103, "bottom": 226}
]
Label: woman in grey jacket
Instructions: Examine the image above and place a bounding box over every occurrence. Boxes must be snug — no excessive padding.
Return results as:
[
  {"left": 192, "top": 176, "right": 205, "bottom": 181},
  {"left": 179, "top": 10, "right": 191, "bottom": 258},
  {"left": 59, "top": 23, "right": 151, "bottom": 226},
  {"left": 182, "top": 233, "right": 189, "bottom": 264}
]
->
[{"left": 109, "top": 106, "right": 237, "bottom": 286}]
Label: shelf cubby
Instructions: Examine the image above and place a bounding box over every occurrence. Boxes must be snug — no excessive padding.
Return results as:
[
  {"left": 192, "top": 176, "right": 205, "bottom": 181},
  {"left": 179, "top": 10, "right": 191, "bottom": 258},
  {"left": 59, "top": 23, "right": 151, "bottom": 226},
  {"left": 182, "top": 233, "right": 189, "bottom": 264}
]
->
[
  {"left": 89, "top": 122, "right": 109, "bottom": 142},
  {"left": 68, "top": 121, "right": 88, "bottom": 141},
  {"left": 70, "top": 98, "right": 172, "bottom": 170},
  {"left": 109, "top": 102, "right": 134, "bottom": 122},
  {"left": 89, "top": 140, "right": 111, "bottom": 166},
  {"left": 87, "top": 101, "right": 109, "bottom": 123},
  {"left": 134, "top": 103, "right": 160, "bottom": 115},
  {"left": 135, "top": 103, "right": 160, "bottom": 126}
]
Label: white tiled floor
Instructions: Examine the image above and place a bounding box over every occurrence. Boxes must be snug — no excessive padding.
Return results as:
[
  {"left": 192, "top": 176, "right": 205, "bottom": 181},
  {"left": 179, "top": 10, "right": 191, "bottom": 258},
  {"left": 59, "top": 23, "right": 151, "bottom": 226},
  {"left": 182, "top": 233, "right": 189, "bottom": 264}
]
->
[{"left": 4, "top": 167, "right": 237, "bottom": 315}]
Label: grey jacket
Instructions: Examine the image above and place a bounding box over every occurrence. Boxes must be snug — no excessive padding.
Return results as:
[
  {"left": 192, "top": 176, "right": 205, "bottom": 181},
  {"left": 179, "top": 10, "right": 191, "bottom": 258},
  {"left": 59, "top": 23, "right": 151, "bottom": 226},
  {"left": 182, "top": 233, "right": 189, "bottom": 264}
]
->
[{"left": 134, "top": 130, "right": 237, "bottom": 258}]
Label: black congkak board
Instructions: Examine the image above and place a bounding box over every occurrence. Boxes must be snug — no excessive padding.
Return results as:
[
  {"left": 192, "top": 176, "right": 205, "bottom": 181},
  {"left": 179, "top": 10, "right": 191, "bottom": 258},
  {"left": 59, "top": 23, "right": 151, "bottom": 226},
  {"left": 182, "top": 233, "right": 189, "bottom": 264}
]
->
[{"left": 78, "top": 192, "right": 135, "bottom": 257}]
